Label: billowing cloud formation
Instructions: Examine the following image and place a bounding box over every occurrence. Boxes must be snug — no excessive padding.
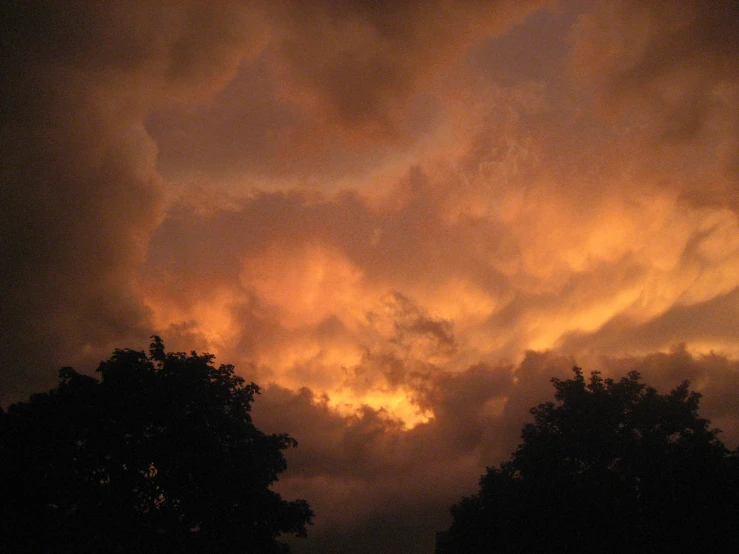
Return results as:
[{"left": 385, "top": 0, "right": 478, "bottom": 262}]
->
[
  {"left": 0, "top": 0, "right": 271, "bottom": 400},
  {"left": 255, "top": 348, "right": 739, "bottom": 553},
  {"left": 570, "top": 0, "right": 739, "bottom": 204},
  {"left": 4, "top": 1, "right": 739, "bottom": 552}
]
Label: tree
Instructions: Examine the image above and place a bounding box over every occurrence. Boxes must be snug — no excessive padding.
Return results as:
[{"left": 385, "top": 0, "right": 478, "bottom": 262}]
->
[
  {"left": 0, "top": 337, "right": 312, "bottom": 553},
  {"left": 445, "top": 367, "right": 739, "bottom": 553}
]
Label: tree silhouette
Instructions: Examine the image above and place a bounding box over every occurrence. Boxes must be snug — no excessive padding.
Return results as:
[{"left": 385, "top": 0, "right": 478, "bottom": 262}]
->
[
  {"left": 0, "top": 337, "right": 312, "bottom": 553},
  {"left": 445, "top": 367, "right": 739, "bottom": 553}
]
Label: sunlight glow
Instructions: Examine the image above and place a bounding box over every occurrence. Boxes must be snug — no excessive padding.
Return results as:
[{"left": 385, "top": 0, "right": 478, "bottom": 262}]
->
[{"left": 327, "top": 387, "right": 433, "bottom": 429}]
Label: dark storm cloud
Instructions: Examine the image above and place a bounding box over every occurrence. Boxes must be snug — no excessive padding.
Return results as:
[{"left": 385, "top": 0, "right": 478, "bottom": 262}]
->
[
  {"left": 0, "top": 0, "right": 269, "bottom": 402},
  {"left": 148, "top": 0, "right": 548, "bottom": 183},
  {"left": 267, "top": 0, "right": 545, "bottom": 133},
  {"left": 569, "top": 0, "right": 739, "bottom": 205}
]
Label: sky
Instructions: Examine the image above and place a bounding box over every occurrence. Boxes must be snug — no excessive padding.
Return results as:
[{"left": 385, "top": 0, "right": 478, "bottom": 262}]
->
[{"left": 3, "top": 1, "right": 739, "bottom": 552}]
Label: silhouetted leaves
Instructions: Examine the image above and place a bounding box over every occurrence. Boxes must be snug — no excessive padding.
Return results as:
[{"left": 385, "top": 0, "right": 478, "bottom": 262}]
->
[
  {"left": 0, "top": 337, "right": 312, "bottom": 553},
  {"left": 445, "top": 367, "right": 739, "bottom": 553}
]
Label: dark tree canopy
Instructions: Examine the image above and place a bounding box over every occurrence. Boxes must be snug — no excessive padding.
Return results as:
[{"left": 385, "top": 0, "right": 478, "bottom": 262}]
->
[
  {"left": 445, "top": 367, "right": 739, "bottom": 553},
  {"left": 0, "top": 337, "right": 312, "bottom": 553}
]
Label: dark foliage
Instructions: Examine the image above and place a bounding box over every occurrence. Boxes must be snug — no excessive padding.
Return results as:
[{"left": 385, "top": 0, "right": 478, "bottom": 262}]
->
[
  {"left": 445, "top": 367, "right": 739, "bottom": 553},
  {"left": 0, "top": 337, "right": 312, "bottom": 553}
]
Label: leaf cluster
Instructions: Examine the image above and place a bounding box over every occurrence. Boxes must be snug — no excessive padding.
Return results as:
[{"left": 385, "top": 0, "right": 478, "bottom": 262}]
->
[
  {"left": 447, "top": 368, "right": 739, "bottom": 553},
  {"left": 0, "top": 337, "right": 312, "bottom": 553}
]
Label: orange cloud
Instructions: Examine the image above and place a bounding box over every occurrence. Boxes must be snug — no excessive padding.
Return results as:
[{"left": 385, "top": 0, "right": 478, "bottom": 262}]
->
[{"left": 6, "top": 2, "right": 739, "bottom": 552}]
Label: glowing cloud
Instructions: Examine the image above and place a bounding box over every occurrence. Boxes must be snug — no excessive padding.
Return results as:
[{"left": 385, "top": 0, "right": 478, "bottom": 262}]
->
[{"left": 4, "top": 1, "right": 739, "bottom": 552}]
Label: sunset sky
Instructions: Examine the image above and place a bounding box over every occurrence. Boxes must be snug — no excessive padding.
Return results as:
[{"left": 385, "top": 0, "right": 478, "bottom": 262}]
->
[{"left": 3, "top": 1, "right": 739, "bottom": 552}]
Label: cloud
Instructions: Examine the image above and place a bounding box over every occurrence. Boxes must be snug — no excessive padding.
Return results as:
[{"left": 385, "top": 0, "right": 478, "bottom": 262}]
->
[
  {"left": 6, "top": 2, "right": 739, "bottom": 553},
  {"left": 147, "top": 1, "right": 549, "bottom": 186},
  {"left": 253, "top": 347, "right": 739, "bottom": 553},
  {"left": 0, "top": 72, "right": 163, "bottom": 400},
  {"left": 568, "top": 0, "right": 739, "bottom": 205},
  {"left": 0, "top": 0, "right": 274, "bottom": 402},
  {"left": 266, "top": 0, "right": 545, "bottom": 135}
]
